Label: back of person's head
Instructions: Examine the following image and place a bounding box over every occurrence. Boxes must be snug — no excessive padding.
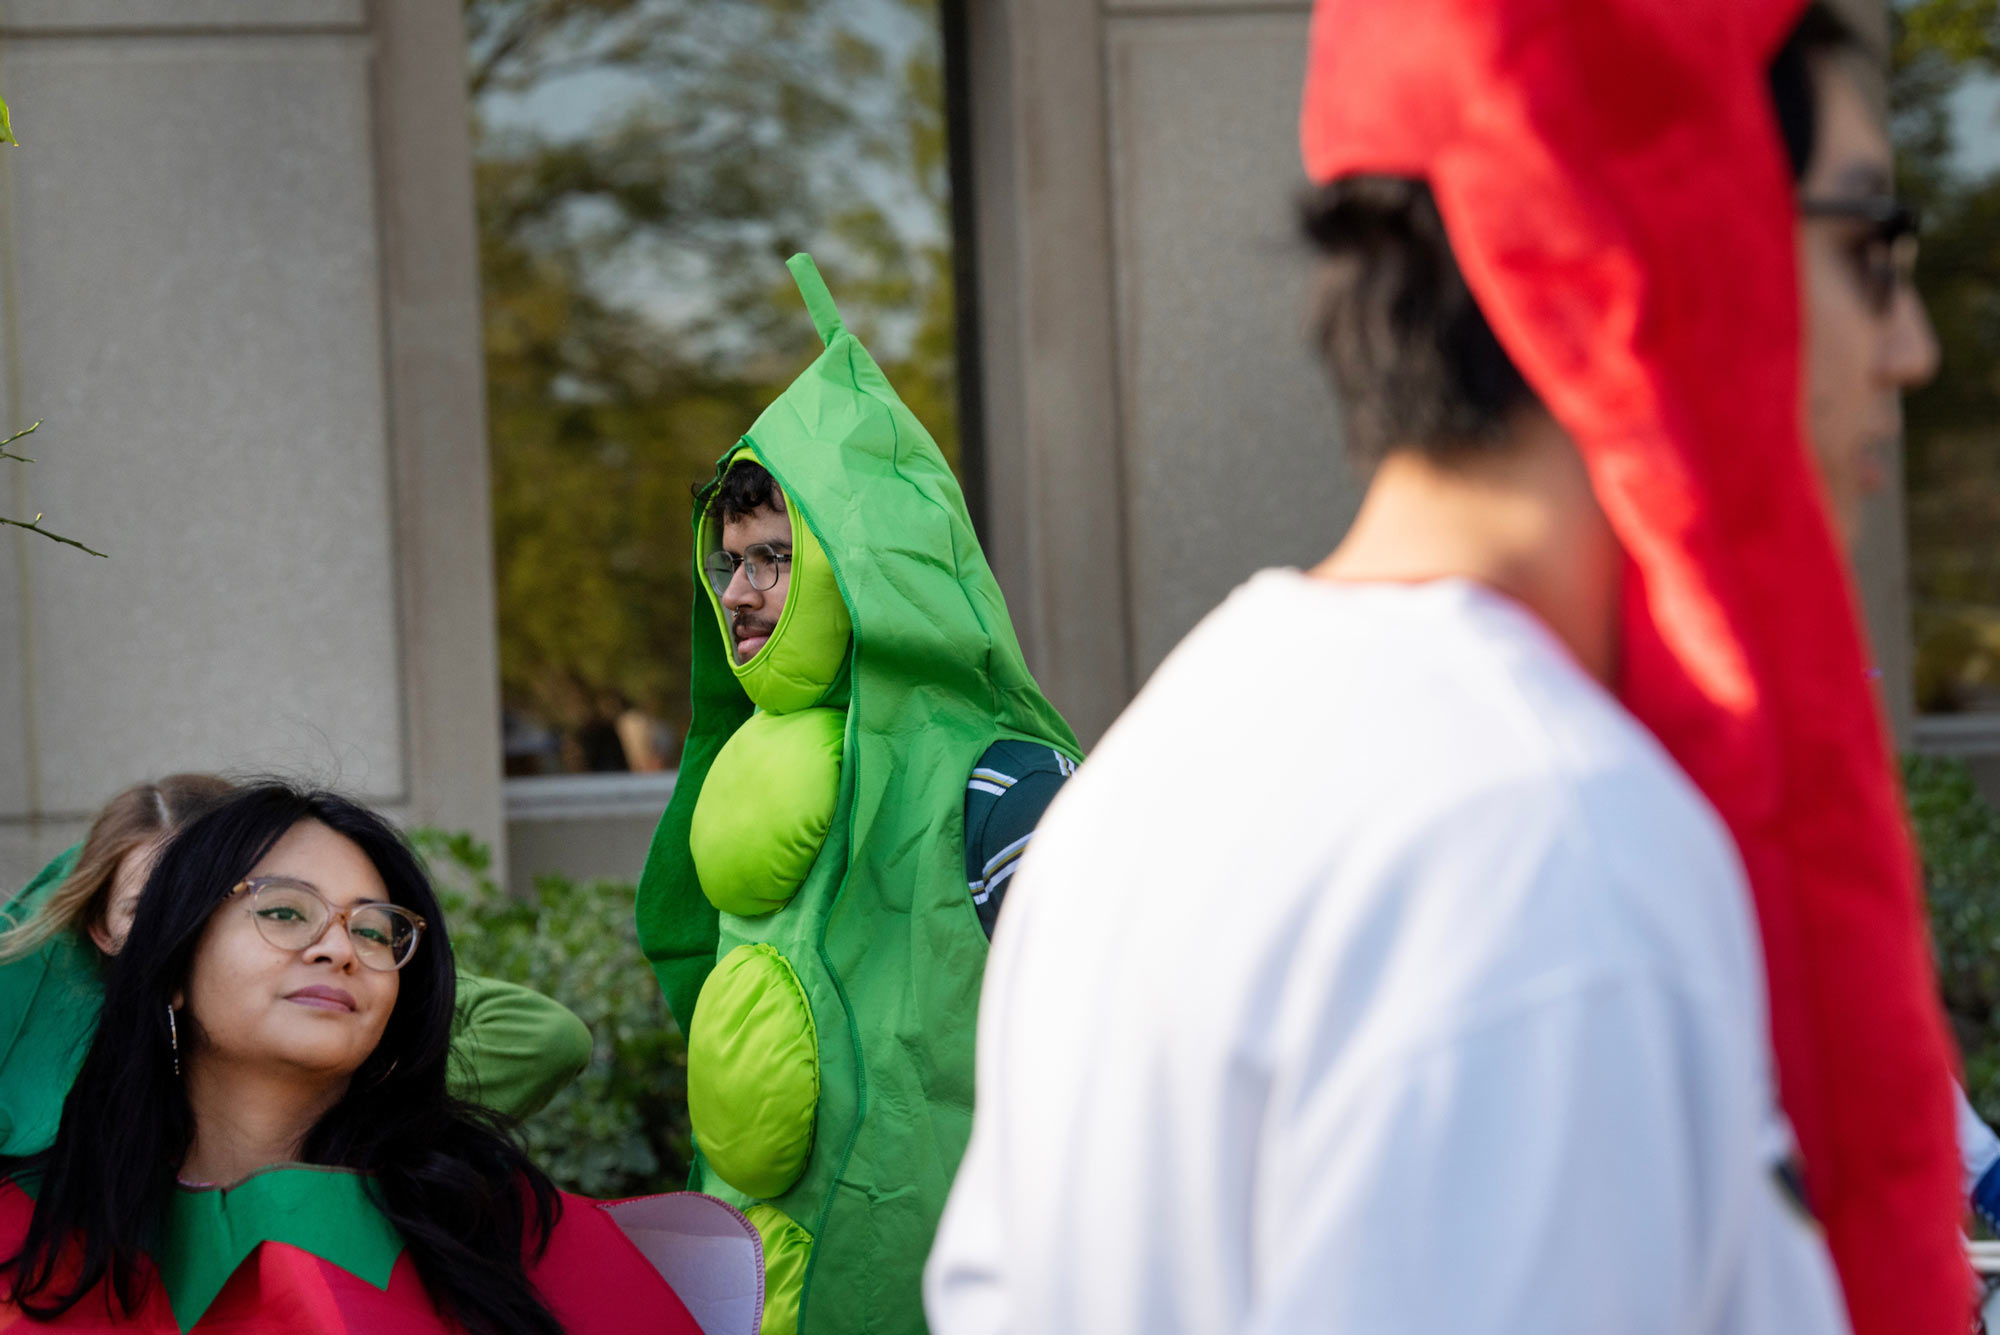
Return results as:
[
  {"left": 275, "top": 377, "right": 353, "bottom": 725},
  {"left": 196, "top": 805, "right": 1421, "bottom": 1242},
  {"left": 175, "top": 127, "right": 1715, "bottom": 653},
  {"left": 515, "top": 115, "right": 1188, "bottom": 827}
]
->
[
  {"left": 0, "top": 774, "right": 236, "bottom": 964},
  {"left": 1, "top": 781, "right": 563, "bottom": 1335},
  {"left": 1301, "top": 176, "right": 1535, "bottom": 467},
  {"left": 1302, "top": 0, "right": 1860, "bottom": 467}
]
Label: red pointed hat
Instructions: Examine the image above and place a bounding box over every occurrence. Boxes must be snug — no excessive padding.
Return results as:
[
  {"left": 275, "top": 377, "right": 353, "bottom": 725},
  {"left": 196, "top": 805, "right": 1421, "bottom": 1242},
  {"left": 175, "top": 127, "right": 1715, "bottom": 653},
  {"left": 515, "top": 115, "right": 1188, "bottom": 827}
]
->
[{"left": 1302, "top": 0, "right": 1962, "bottom": 1329}]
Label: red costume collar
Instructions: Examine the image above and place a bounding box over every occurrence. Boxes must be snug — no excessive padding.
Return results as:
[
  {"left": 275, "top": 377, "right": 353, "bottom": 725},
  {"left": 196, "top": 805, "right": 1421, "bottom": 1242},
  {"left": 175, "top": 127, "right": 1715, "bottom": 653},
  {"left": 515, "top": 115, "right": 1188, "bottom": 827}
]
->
[{"left": 1301, "top": 2, "right": 1962, "bottom": 1329}]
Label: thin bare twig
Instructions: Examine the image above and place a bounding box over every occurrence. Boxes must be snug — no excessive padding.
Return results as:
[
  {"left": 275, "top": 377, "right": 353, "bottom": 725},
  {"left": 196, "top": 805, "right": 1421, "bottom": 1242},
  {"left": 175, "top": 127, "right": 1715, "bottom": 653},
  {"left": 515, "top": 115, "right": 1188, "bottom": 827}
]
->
[
  {"left": 0, "top": 513, "right": 107, "bottom": 558},
  {"left": 1, "top": 424, "right": 104, "bottom": 555},
  {"left": 0, "top": 420, "right": 39, "bottom": 464}
]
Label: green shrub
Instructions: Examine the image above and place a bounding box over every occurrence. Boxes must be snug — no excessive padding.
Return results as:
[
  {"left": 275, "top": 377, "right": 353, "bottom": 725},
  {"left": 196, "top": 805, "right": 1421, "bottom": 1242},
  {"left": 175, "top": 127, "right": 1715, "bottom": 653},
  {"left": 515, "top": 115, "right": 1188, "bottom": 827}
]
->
[
  {"left": 409, "top": 829, "right": 691, "bottom": 1198},
  {"left": 1907, "top": 755, "right": 2000, "bottom": 1126}
]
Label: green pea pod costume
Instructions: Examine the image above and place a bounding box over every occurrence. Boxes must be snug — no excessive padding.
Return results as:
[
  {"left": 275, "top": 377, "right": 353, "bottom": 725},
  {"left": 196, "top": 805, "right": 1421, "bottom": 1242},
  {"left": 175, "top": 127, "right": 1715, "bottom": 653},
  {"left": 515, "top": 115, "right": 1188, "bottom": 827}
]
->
[{"left": 638, "top": 254, "right": 1079, "bottom": 1335}]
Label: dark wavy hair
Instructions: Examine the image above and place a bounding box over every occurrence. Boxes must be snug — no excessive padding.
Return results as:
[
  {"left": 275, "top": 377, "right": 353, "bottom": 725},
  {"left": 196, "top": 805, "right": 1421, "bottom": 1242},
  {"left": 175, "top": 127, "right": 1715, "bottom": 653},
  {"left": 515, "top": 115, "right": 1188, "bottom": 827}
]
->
[
  {"left": 1300, "top": 1, "right": 1860, "bottom": 467},
  {"left": 0, "top": 783, "right": 565, "bottom": 1334}
]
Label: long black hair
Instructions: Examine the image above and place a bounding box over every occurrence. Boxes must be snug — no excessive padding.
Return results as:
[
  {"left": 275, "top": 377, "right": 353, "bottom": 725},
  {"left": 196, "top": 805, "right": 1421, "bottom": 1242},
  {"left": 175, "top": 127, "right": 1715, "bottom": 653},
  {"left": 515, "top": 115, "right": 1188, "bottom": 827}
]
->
[{"left": 0, "top": 783, "right": 565, "bottom": 1333}]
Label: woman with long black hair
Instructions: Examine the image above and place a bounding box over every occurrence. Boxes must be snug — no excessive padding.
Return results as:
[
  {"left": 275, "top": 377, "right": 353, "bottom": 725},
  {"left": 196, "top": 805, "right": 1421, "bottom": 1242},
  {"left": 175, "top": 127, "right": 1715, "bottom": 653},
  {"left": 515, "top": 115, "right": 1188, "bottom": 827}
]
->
[
  {"left": 0, "top": 782, "right": 707, "bottom": 1333},
  {"left": 0, "top": 774, "right": 594, "bottom": 1159}
]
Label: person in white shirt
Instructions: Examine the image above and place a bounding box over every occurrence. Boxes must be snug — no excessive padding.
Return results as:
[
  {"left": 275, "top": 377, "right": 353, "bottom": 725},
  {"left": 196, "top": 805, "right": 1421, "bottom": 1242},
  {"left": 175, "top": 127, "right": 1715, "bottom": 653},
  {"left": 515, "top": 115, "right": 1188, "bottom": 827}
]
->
[{"left": 925, "top": 2, "right": 1965, "bottom": 1332}]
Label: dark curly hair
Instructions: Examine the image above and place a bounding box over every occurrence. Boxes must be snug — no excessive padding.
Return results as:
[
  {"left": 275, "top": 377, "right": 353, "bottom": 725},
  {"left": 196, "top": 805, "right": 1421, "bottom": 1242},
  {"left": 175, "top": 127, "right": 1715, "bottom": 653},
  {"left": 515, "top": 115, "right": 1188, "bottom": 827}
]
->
[{"left": 704, "top": 459, "right": 786, "bottom": 524}]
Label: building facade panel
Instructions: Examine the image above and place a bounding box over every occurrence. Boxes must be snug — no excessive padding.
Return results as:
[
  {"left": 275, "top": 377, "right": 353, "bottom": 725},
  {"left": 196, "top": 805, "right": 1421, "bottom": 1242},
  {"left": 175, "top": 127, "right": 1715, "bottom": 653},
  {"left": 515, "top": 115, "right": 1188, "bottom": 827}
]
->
[
  {"left": 0, "top": 32, "right": 405, "bottom": 827},
  {"left": 1105, "top": 11, "right": 1360, "bottom": 678},
  {"left": 367, "top": 0, "right": 507, "bottom": 867},
  {"left": 0, "top": 8, "right": 500, "bottom": 886},
  {"left": 966, "top": 0, "right": 1136, "bottom": 746},
  {"left": 0, "top": 2, "right": 363, "bottom": 32}
]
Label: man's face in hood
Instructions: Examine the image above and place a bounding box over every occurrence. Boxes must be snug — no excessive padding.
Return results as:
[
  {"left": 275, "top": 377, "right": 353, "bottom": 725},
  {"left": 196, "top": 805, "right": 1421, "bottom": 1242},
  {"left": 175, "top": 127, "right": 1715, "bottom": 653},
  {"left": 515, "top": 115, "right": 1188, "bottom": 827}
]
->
[
  {"left": 719, "top": 504, "right": 793, "bottom": 663},
  {"left": 1798, "top": 58, "right": 1939, "bottom": 549}
]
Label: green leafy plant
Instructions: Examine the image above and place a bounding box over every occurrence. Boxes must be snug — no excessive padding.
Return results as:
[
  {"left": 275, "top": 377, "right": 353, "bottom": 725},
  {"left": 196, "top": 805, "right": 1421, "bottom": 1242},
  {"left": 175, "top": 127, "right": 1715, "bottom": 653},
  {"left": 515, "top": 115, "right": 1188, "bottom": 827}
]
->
[
  {"left": 1907, "top": 755, "right": 2000, "bottom": 1124},
  {"left": 409, "top": 829, "right": 690, "bottom": 1198}
]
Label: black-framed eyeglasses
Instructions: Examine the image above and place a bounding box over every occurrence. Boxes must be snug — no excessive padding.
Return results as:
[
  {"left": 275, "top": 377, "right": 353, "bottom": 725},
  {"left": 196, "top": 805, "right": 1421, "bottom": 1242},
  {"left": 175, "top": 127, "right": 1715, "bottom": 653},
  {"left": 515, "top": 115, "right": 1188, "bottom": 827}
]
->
[
  {"left": 225, "top": 876, "right": 427, "bottom": 972},
  {"left": 1799, "top": 196, "right": 1920, "bottom": 317},
  {"left": 702, "top": 543, "right": 792, "bottom": 597}
]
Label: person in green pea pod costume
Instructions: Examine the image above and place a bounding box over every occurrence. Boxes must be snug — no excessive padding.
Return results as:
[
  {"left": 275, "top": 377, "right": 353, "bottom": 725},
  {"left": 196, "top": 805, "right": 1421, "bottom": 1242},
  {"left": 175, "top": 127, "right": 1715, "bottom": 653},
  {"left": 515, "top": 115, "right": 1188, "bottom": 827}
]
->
[{"left": 637, "top": 253, "right": 1081, "bottom": 1335}]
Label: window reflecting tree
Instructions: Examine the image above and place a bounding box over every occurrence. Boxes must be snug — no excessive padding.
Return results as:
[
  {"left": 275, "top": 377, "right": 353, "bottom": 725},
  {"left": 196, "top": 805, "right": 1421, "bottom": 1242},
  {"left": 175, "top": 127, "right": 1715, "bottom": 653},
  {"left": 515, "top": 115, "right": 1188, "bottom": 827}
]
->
[{"left": 465, "top": 0, "right": 957, "bottom": 773}]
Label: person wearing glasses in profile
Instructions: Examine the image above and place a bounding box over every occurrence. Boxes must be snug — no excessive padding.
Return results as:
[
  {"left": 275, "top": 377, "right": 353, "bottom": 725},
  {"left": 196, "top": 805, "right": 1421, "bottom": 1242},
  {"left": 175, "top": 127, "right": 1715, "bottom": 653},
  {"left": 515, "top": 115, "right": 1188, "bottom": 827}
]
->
[
  {"left": 1780, "top": 14, "right": 2000, "bottom": 1254},
  {"left": 928, "top": 3, "right": 1966, "bottom": 1334},
  {"left": 700, "top": 458, "right": 1079, "bottom": 939},
  {"left": 637, "top": 254, "right": 1080, "bottom": 1334}
]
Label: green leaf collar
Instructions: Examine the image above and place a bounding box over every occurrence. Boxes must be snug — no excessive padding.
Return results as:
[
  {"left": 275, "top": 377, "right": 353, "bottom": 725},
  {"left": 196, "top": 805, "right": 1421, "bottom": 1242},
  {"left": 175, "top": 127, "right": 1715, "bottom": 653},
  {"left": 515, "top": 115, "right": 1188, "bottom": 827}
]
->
[{"left": 158, "top": 1165, "right": 403, "bottom": 1332}]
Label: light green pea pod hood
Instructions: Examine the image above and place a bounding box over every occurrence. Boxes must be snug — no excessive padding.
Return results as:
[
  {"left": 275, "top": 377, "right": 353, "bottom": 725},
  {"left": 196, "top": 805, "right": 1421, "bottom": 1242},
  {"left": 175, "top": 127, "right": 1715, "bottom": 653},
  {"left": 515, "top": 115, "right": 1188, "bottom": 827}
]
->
[
  {"left": 696, "top": 450, "right": 852, "bottom": 714},
  {"left": 638, "top": 254, "right": 1079, "bottom": 1335}
]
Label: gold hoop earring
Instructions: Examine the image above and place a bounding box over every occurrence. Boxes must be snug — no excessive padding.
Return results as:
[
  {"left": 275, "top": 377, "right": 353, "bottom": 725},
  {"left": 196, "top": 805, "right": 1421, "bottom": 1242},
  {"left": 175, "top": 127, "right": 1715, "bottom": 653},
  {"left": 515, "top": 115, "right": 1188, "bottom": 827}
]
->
[{"left": 167, "top": 1004, "right": 180, "bottom": 1078}]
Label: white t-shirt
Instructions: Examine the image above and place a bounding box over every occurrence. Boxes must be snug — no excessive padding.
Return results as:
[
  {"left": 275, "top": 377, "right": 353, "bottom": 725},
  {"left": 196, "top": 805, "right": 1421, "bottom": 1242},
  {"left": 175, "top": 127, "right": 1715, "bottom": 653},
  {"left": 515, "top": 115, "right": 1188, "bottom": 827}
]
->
[{"left": 926, "top": 571, "right": 1849, "bottom": 1335}]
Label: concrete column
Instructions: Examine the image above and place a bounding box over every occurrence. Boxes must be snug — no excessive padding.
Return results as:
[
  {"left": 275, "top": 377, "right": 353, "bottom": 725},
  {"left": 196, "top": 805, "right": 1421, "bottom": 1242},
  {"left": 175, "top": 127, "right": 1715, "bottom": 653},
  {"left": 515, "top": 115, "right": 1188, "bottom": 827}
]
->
[
  {"left": 964, "top": 0, "right": 1351, "bottom": 745},
  {"left": 366, "top": 0, "right": 507, "bottom": 866},
  {"left": 962, "top": 0, "right": 1136, "bottom": 746}
]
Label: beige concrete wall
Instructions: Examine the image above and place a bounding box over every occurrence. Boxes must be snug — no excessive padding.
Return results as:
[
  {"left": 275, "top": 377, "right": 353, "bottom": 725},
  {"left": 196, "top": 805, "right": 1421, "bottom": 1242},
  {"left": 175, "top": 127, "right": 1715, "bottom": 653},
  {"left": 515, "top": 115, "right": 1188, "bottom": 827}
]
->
[
  {"left": 962, "top": 0, "right": 1134, "bottom": 746},
  {"left": 503, "top": 773, "right": 674, "bottom": 896},
  {"left": 1104, "top": 12, "right": 1360, "bottom": 677},
  {"left": 0, "top": 0, "right": 503, "bottom": 887},
  {"left": 969, "top": 0, "right": 1915, "bottom": 750}
]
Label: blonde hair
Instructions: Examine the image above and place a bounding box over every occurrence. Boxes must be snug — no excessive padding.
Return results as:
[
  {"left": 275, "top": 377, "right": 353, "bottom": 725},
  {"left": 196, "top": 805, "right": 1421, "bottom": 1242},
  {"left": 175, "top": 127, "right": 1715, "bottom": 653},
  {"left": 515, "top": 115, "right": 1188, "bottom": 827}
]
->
[{"left": 0, "top": 774, "right": 236, "bottom": 963}]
